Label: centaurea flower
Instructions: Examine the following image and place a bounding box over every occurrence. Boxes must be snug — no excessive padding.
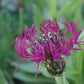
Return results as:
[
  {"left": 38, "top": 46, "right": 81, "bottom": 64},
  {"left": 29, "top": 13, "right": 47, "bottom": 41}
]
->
[{"left": 11, "top": 17, "right": 84, "bottom": 78}]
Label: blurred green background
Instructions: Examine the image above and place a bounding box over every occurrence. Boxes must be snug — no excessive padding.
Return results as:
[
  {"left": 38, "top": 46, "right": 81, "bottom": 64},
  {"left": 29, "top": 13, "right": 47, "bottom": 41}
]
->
[{"left": 0, "top": 0, "right": 84, "bottom": 84}]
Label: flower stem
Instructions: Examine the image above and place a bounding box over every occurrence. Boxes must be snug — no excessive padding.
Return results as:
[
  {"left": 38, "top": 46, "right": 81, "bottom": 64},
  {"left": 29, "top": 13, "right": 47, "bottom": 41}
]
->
[{"left": 55, "top": 74, "right": 66, "bottom": 84}]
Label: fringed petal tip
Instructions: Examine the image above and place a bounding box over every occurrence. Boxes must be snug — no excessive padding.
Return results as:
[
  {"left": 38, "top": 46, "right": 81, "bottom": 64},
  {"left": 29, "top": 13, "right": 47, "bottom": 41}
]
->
[
  {"left": 34, "top": 63, "right": 39, "bottom": 78},
  {"left": 11, "top": 58, "right": 23, "bottom": 65},
  {"left": 67, "top": 56, "right": 70, "bottom": 62},
  {"left": 12, "top": 59, "right": 24, "bottom": 74},
  {"left": 11, "top": 41, "right": 15, "bottom": 44}
]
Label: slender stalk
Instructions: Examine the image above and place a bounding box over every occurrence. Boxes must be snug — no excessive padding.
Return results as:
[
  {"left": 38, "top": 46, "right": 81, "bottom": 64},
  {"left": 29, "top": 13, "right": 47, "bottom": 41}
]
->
[
  {"left": 18, "top": 0, "right": 23, "bottom": 35},
  {"left": 55, "top": 74, "right": 66, "bottom": 84}
]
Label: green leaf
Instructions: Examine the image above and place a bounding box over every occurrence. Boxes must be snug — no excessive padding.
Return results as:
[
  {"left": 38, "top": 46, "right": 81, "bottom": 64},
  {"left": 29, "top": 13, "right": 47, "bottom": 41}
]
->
[
  {"left": 65, "top": 72, "right": 78, "bottom": 80},
  {"left": 56, "top": 0, "right": 70, "bottom": 10},
  {"left": 0, "top": 70, "right": 8, "bottom": 84},
  {"left": 77, "top": 50, "right": 84, "bottom": 73},
  {"left": 13, "top": 62, "right": 36, "bottom": 73},
  {"left": 65, "top": 79, "right": 69, "bottom": 84},
  {"left": 34, "top": 0, "right": 44, "bottom": 11},
  {"left": 78, "top": 31, "right": 84, "bottom": 41},
  {"left": 82, "top": 57, "right": 84, "bottom": 83},
  {"left": 73, "top": 5, "right": 83, "bottom": 32},
  {"left": 47, "top": 0, "right": 57, "bottom": 19},
  {"left": 76, "top": 47, "right": 84, "bottom": 83},
  {"left": 13, "top": 71, "right": 55, "bottom": 83},
  {"left": 33, "top": 4, "right": 44, "bottom": 36},
  {"left": 68, "top": 79, "right": 78, "bottom": 84},
  {"left": 57, "top": 0, "right": 81, "bottom": 19}
]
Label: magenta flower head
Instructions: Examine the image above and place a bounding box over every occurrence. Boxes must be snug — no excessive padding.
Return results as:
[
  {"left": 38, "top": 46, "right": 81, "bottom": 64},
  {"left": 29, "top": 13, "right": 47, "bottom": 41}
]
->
[{"left": 11, "top": 17, "right": 84, "bottom": 78}]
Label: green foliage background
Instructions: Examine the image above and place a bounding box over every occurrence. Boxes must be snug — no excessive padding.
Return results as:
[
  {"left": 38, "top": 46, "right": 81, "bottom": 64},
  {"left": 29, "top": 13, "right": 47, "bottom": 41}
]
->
[{"left": 0, "top": 0, "right": 84, "bottom": 84}]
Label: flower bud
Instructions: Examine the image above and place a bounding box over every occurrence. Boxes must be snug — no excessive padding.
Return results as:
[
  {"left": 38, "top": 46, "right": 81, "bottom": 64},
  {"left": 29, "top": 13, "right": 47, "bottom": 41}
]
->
[{"left": 45, "top": 57, "right": 66, "bottom": 76}]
